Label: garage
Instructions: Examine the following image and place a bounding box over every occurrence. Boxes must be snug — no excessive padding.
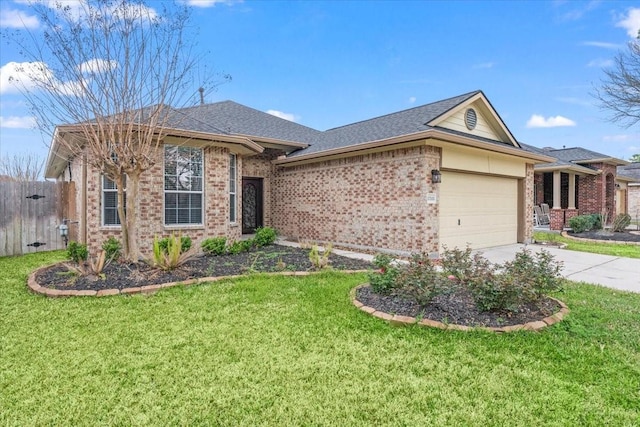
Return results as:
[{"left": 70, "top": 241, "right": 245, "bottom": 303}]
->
[{"left": 439, "top": 171, "right": 518, "bottom": 250}]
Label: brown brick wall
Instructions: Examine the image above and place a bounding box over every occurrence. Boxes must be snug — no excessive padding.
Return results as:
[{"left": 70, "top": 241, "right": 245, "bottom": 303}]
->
[
  {"left": 577, "top": 163, "right": 618, "bottom": 219},
  {"left": 242, "top": 149, "right": 281, "bottom": 228},
  {"left": 271, "top": 145, "right": 441, "bottom": 254},
  {"left": 76, "top": 145, "right": 242, "bottom": 256}
]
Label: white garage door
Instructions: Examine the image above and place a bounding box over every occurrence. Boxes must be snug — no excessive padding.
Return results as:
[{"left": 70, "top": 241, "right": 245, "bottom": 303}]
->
[{"left": 439, "top": 172, "right": 518, "bottom": 250}]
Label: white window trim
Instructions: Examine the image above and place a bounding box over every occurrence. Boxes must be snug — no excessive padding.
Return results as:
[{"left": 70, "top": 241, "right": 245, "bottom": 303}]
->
[
  {"left": 102, "top": 175, "right": 123, "bottom": 227},
  {"left": 229, "top": 153, "right": 237, "bottom": 223},
  {"left": 163, "top": 145, "right": 204, "bottom": 226}
]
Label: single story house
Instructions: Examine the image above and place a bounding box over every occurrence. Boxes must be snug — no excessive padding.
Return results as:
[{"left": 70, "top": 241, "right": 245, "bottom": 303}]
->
[
  {"left": 521, "top": 145, "right": 631, "bottom": 230},
  {"left": 618, "top": 162, "right": 640, "bottom": 222},
  {"left": 45, "top": 90, "right": 555, "bottom": 257}
]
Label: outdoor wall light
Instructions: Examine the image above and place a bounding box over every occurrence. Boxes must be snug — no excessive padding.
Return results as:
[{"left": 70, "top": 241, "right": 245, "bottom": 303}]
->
[{"left": 431, "top": 169, "right": 442, "bottom": 184}]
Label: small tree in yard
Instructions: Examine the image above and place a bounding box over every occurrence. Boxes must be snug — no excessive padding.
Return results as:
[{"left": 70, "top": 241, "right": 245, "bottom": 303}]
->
[{"left": 2, "top": 0, "right": 228, "bottom": 261}]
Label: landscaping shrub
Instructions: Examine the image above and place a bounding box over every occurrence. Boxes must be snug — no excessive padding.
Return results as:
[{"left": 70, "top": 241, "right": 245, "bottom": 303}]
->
[
  {"left": 254, "top": 227, "right": 277, "bottom": 247},
  {"left": 569, "top": 214, "right": 595, "bottom": 233},
  {"left": 201, "top": 237, "right": 227, "bottom": 256},
  {"left": 66, "top": 241, "right": 88, "bottom": 264},
  {"left": 309, "top": 243, "right": 332, "bottom": 270},
  {"left": 440, "top": 246, "right": 474, "bottom": 281},
  {"left": 612, "top": 213, "right": 631, "bottom": 232},
  {"left": 589, "top": 213, "right": 603, "bottom": 230},
  {"left": 101, "top": 237, "right": 122, "bottom": 261},
  {"left": 395, "top": 253, "right": 448, "bottom": 305},
  {"left": 241, "top": 239, "right": 255, "bottom": 252},
  {"left": 152, "top": 234, "right": 194, "bottom": 270},
  {"left": 368, "top": 253, "right": 400, "bottom": 295},
  {"left": 227, "top": 240, "right": 244, "bottom": 255},
  {"left": 157, "top": 235, "right": 192, "bottom": 254}
]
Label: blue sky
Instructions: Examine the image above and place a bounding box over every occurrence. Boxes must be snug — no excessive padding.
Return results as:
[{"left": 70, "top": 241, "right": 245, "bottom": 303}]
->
[{"left": 1, "top": 0, "right": 639, "bottom": 167}]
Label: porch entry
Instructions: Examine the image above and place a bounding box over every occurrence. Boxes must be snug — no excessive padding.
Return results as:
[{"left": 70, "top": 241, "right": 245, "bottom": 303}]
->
[{"left": 242, "top": 177, "right": 263, "bottom": 234}]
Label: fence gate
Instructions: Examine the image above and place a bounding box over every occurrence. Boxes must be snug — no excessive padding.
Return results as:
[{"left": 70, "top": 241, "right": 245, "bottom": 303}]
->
[{"left": 0, "top": 181, "right": 76, "bottom": 257}]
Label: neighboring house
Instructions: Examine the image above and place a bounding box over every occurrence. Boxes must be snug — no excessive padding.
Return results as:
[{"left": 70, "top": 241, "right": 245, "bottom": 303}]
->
[
  {"left": 618, "top": 162, "right": 640, "bottom": 222},
  {"left": 520, "top": 145, "right": 630, "bottom": 230},
  {"left": 45, "top": 90, "right": 553, "bottom": 257}
]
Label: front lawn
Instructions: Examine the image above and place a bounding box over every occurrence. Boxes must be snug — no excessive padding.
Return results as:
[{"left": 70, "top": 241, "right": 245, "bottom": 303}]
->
[
  {"left": 534, "top": 231, "right": 640, "bottom": 258},
  {"left": 1, "top": 252, "right": 639, "bottom": 425}
]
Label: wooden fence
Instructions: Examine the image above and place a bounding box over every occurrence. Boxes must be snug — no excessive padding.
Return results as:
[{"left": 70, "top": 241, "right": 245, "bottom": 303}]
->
[{"left": 0, "top": 181, "right": 76, "bottom": 257}]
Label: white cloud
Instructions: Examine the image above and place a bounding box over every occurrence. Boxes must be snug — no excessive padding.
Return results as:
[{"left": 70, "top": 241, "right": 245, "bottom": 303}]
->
[
  {"left": 581, "top": 41, "right": 620, "bottom": 49},
  {"left": 616, "top": 7, "right": 640, "bottom": 38},
  {"left": 472, "top": 62, "right": 494, "bottom": 69},
  {"left": 0, "top": 61, "right": 50, "bottom": 94},
  {"left": 0, "top": 8, "right": 39, "bottom": 29},
  {"left": 603, "top": 134, "right": 640, "bottom": 143},
  {"left": 0, "top": 115, "right": 37, "bottom": 128},
  {"left": 182, "top": 0, "right": 242, "bottom": 7},
  {"left": 1, "top": 61, "right": 86, "bottom": 97},
  {"left": 555, "top": 97, "right": 593, "bottom": 107},
  {"left": 587, "top": 58, "right": 614, "bottom": 68},
  {"left": 408, "top": 96, "right": 416, "bottom": 104},
  {"left": 78, "top": 59, "right": 118, "bottom": 74},
  {"left": 266, "top": 109, "right": 297, "bottom": 122},
  {"left": 526, "top": 114, "right": 576, "bottom": 128}
]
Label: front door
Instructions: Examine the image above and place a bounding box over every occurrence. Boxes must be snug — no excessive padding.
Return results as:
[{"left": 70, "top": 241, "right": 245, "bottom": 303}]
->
[{"left": 242, "top": 178, "right": 263, "bottom": 234}]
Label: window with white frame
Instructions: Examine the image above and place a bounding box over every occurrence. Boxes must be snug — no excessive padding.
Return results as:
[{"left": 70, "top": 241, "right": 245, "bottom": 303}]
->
[
  {"left": 229, "top": 153, "right": 237, "bottom": 223},
  {"left": 164, "top": 145, "right": 203, "bottom": 225},
  {"left": 102, "top": 175, "right": 125, "bottom": 226}
]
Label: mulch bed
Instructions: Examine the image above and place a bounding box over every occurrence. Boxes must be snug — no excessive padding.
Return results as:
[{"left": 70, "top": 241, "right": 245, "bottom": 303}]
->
[
  {"left": 567, "top": 230, "right": 640, "bottom": 243},
  {"left": 36, "top": 244, "right": 373, "bottom": 292},
  {"left": 356, "top": 285, "right": 561, "bottom": 328},
  {"left": 36, "top": 244, "right": 563, "bottom": 328}
]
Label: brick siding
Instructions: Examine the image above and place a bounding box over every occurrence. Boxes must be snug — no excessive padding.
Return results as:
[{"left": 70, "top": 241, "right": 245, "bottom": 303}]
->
[{"left": 271, "top": 145, "right": 442, "bottom": 254}]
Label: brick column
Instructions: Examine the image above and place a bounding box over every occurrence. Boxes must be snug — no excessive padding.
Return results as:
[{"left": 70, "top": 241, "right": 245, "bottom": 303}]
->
[
  {"left": 550, "top": 208, "right": 565, "bottom": 231},
  {"left": 564, "top": 208, "right": 578, "bottom": 227}
]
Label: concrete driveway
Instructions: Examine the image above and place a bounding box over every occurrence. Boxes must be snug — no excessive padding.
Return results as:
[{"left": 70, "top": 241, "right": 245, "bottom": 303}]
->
[{"left": 478, "top": 244, "right": 640, "bottom": 293}]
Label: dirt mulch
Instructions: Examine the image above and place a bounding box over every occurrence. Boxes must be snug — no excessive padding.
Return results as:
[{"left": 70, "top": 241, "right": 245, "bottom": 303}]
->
[
  {"left": 567, "top": 230, "right": 640, "bottom": 243},
  {"left": 36, "top": 244, "right": 373, "bottom": 292},
  {"left": 356, "top": 285, "right": 561, "bottom": 328}
]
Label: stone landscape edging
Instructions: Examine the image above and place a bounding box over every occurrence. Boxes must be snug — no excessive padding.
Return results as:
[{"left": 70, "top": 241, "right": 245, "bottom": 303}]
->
[
  {"left": 561, "top": 231, "right": 640, "bottom": 246},
  {"left": 26, "top": 263, "right": 370, "bottom": 298},
  {"left": 350, "top": 284, "right": 570, "bottom": 333}
]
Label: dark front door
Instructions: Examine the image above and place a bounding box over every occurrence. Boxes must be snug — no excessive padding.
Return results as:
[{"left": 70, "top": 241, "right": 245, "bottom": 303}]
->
[{"left": 242, "top": 178, "right": 263, "bottom": 234}]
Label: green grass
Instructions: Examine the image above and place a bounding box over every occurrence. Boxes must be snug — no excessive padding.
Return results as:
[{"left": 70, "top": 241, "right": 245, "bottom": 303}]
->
[
  {"left": 2, "top": 252, "right": 639, "bottom": 426},
  {"left": 534, "top": 231, "right": 640, "bottom": 258}
]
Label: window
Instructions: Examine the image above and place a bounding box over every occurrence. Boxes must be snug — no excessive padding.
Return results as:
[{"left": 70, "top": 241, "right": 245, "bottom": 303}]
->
[
  {"left": 102, "top": 175, "right": 124, "bottom": 226},
  {"left": 229, "top": 154, "right": 237, "bottom": 223},
  {"left": 164, "top": 145, "right": 203, "bottom": 225}
]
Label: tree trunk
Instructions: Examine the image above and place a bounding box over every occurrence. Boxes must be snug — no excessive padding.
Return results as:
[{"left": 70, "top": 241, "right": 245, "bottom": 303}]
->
[
  {"left": 115, "top": 175, "right": 129, "bottom": 260},
  {"left": 125, "top": 171, "right": 140, "bottom": 262}
]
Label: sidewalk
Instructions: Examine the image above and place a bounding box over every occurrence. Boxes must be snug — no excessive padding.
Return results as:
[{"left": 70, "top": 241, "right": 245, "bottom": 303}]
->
[{"left": 478, "top": 244, "right": 640, "bottom": 293}]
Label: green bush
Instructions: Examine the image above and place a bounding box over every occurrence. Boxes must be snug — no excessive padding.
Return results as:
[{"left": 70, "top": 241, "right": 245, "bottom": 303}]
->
[
  {"left": 101, "top": 237, "right": 122, "bottom": 261},
  {"left": 569, "top": 214, "right": 595, "bottom": 233},
  {"left": 368, "top": 253, "right": 400, "bottom": 295},
  {"left": 66, "top": 241, "right": 88, "bottom": 264},
  {"left": 440, "top": 246, "right": 474, "bottom": 281},
  {"left": 158, "top": 235, "right": 192, "bottom": 254},
  {"left": 227, "top": 241, "right": 244, "bottom": 255},
  {"left": 588, "top": 213, "right": 602, "bottom": 230},
  {"left": 241, "top": 239, "right": 255, "bottom": 252},
  {"left": 201, "top": 237, "right": 227, "bottom": 256},
  {"left": 254, "top": 227, "right": 277, "bottom": 247},
  {"left": 152, "top": 234, "right": 194, "bottom": 270},
  {"left": 612, "top": 213, "right": 631, "bottom": 232},
  {"left": 395, "top": 253, "right": 447, "bottom": 305}
]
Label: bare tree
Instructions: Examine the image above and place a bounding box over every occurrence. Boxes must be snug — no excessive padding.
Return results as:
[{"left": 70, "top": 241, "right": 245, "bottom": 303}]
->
[
  {"left": 0, "top": 153, "right": 44, "bottom": 181},
  {"left": 3, "top": 0, "right": 228, "bottom": 261},
  {"left": 594, "top": 31, "right": 640, "bottom": 127}
]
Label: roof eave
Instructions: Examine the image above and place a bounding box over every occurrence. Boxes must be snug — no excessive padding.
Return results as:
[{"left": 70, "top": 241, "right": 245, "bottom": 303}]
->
[{"left": 274, "top": 129, "right": 553, "bottom": 166}]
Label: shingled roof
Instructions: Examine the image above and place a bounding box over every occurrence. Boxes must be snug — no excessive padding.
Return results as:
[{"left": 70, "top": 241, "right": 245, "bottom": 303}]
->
[
  {"left": 543, "top": 147, "right": 627, "bottom": 166},
  {"left": 618, "top": 162, "right": 640, "bottom": 182},
  {"left": 290, "top": 91, "right": 482, "bottom": 156},
  {"left": 171, "top": 91, "right": 505, "bottom": 158},
  {"left": 174, "top": 101, "right": 322, "bottom": 144}
]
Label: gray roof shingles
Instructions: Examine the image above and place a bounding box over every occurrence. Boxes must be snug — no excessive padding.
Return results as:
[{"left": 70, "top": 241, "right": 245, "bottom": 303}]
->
[{"left": 170, "top": 91, "right": 487, "bottom": 156}]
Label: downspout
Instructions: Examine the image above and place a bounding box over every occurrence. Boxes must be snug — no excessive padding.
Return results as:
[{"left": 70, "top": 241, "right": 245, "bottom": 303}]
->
[{"left": 81, "top": 153, "right": 87, "bottom": 245}]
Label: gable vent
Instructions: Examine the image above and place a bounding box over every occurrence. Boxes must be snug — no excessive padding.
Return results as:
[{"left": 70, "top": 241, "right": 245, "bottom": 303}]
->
[{"left": 465, "top": 108, "right": 477, "bottom": 130}]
